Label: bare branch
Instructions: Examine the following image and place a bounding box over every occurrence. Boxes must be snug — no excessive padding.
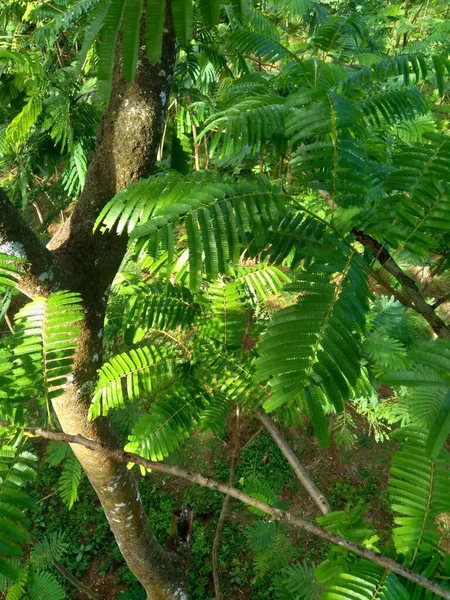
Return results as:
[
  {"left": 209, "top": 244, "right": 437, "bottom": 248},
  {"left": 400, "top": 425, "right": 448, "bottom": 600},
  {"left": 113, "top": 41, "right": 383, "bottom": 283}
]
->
[
  {"left": 258, "top": 412, "right": 331, "bottom": 515},
  {"left": 23, "top": 426, "right": 450, "bottom": 600},
  {"left": 212, "top": 409, "right": 240, "bottom": 600},
  {"left": 53, "top": 560, "right": 101, "bottom": 600},
  {"left": 354, "top": 229, "right": 450, "bottom": 339}
]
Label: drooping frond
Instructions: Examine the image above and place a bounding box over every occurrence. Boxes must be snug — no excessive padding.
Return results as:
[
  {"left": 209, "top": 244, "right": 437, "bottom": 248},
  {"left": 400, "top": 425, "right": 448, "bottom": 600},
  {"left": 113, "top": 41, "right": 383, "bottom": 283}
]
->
[
  {"left": 27, "top": 570, "right": 65, "bottom": 600},
  {"left": 200, "top": 279, "right": 250, "bottom": 350},
  {"left": 13, "top": 292, "right": 82, "bottom": 421},
  {"left": 256, "top": 256, "right": 370, "bottom": 417},
  {"left": 199, "top": 351, "right": 260, "bottom": 405},
  {"left": 6, "top": 95, "right": 43, "bottom": 146},
  {"left": 341, "top": 54, "right": 450, "bottom": 94},
  {"left": 124, "top": 382, "right": 209, "bottom": 460},
  {"left": 245, "top": 520, "right": 278, "bottom": 550},
  {"left": 90, "top": 345, "right": 177, "bottom": 418},
  {"left": 226, "top": 28, "right": 297, "bottom": 63},
  {"left": 30, "top": 532, "right": 68, "bottom": 569},
  {"left": 264, "top": 212, "right": 352, "bottom": 271},
  {"left": 311, "top": 14, "right": 365, "bottom": 55},
  {"left": 389, "top": 428, "right": 450, "bottom": 562},
  {"left": 252, "top": 531, "right": 296, "bottom": 579},
  {"left": 57, "top": 453, "right": 83, "bottom": 509},
  {"left": 95, "top": 173, "right": 286, "bottom": 290},
  {"left": 275, "top": 562, "right": 322, "bottom": 600},
  {"left": 231, "top": 263, "right": 291, "bottom": 303},
  {"left": 359, "top": 87, "right": 428, "bottom": 129},
  {"left": 0, "top": 446, "right": 37, "bottom": 580},
  {"left": 199, "top": 96, "right": 289, "bottom": 159},
  {"left": 381, "top": 134, "right": 450, "bottom": 256},
  {"left": 383, "top": 340, "right": 450, "bottom": 456},
  {"left": 117, "top": 280, "right": 199, "bottom": 344},
  {"left": 197, "top": 350, "right": 260, "bottom": 434},
  {"left": 364, "top": 332, "right": 407, "bottom": 372},
  {"left": 321, "top": 560, "right": 408, "bottom": 600},
  {"left": 0, "top": 254, "right": 23, "bottom": 290}
]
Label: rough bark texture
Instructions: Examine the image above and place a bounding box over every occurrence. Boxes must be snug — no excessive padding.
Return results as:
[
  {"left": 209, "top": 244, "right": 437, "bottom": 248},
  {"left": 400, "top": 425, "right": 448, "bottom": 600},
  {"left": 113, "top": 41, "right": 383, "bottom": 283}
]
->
[
  {"left": 1, "top": 14, "right": 188, "bottom": 600},
  {"left": 0, "top": 189, "right": 64, "bottom": 297},
  {"left": 49, "top": 25, "right": 188, "bottom": 600}
]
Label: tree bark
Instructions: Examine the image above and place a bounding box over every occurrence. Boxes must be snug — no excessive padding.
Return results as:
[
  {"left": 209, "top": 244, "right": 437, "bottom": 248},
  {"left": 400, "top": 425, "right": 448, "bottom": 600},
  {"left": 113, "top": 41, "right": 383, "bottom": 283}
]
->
[{"left": 0, "top": 14, "right": 189, "bottom": 600}]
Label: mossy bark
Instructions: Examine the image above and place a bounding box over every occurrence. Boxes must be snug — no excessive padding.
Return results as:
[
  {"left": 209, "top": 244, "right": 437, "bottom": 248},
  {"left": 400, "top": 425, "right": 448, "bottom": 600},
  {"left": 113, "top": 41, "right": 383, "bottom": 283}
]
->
[{"left": 46, "top": 20, "right": 187, "bottom": 600}]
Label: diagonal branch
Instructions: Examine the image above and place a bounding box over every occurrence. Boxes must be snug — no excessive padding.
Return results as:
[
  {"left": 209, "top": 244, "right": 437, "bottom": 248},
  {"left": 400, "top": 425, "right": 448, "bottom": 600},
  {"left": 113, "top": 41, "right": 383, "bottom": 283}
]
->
[
  {"left": 354, "top": 229, "right": 450, "bottom": 340},
  {"left": 22, "top": 426, "right": 450, "bottom": 600},
  {"left": 0, "top": 188, "right": 63, "bottom": 297},
  {"left": 212, "top": 409, "right": 240, "bottom": 600},
  {"left": 258, "top": 411, "right": 331, "bottom": 515}
]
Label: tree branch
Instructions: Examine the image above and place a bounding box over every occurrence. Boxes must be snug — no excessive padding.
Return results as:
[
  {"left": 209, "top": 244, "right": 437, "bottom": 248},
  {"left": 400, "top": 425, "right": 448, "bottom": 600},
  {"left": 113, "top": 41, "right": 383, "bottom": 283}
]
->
[
  {"left": 0, "top": 188, "right": 63, "bottom": 297},
  {"left": 23, "top": 427, "right": 450, "bottom": 600},
  {"left": 212, "top": 409, "right": 240, "bottom": 600},
  {"left": 354, "top": 230, "right": 450, "bottom": 339},
  {"left": 53, "top": 560, "right": 102, "bottom": 600},
  {"left": 258, "top": 412, "right": 331, "bottom": 515}
]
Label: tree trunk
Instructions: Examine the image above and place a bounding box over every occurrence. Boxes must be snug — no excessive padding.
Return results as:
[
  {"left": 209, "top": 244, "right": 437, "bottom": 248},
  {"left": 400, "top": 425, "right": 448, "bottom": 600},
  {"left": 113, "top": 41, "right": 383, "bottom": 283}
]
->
[{"left": 1, "top": 14, "right": 189, "bottom": 600}]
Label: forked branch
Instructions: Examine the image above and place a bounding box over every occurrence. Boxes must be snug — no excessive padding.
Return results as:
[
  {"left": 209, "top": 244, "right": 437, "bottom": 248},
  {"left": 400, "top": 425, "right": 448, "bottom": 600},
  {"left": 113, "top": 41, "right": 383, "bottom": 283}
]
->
[
  {"left": 354, "top": 229, "right": 450, "bottom": 339},
  {"left": 0, "top": 188, "right": 63, "bottom": 297}
]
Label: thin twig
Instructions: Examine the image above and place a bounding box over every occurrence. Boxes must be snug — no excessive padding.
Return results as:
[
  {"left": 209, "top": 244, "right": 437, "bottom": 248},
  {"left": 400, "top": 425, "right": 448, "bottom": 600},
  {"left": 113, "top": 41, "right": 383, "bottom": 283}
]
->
[
  {"left": 258, "top": 412, "right": 331, "bottom": 515},
  {"left": 53, "top": 560, "right": 102, "bottom": 600},
  {"left": 20, "top": 426, "right": 450, "bottom": 600},
  {"left": 212, "top": 409, "right": 240, "bottom": 600},
  {"left": 4, "top": 312, "right": 14, "bottom": 334},
  {"left": 240, "top": 427, "right": 263, "bottom": 452}
]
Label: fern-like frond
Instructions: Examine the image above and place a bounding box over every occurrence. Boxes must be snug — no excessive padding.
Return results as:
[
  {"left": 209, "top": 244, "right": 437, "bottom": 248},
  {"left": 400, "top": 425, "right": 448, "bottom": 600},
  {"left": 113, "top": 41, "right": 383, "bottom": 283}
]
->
[
  {"left": 252, "top": 531, "right": 296, "bottom": 578},
  {"left": 360, "top": 87, "right": 428, "bottom": 129},
  {"left": 364, "top": 332, "right": 407, "bottom": 371},
  {"left": 322, "top": 560, "right": 408, "bottom": 600},
  {"left": 256, "top": 256, "right": 370, "bottom": 417},
  {"left": 122, "top": 0, "right": 144, "bottom": 82},
  {"left": 341, "top": 54, "right": 450, "bottom": 94},
  {"left": 3, "top": 564, "right": 28, "bottom": 600},
  {"left": 30, "top": 532, "right": 68, "bottom": 569},
  {"left": 118, "top": 281, "right": 198, "bottom": 344},
  {"left": 245, "top": 520, "right": 278, "bottom": 550},
  {"left": 383, "top": 340, "right": 450, "bottom": 456},
  {"left": 6, "top": 95, "right": 42, "bottom": 146},
  {"left": 0, "top": 447, "right": 37, "bottom": 580},
  {"left": 389, "top": 428, "right": 450, "bottom": 562},
  {"left": 95, "top": 173, "right": 286, "bottom": 290},
  {"left": 275, "top": 562, "right": 322, "bottom": 600},
  {"left": 227, "top": 27, "right": 296, "bottom": 63},
  {"left": 311, "top": 14, "right": 365, "bottom": 55},
  {"left": 90, "top": 345, "right": 176, "bottom": 418},
  {"left": 200, "top": 279, "right": 250, "bottom": 350},
  {"left": 124, "top": 382, "right": 209, "bottom": 460},
  {"left": 286, "top": 89, "right": 365, "bottom": 146},
  {"left": 28, "top": 570, "right": 65, "bottom": 600},
  {"left": 97, "top": 0, "right": 125, "bottom": 98},
  {"left": 382, "top": 134, "right": 450, "bottom": 256},
  {"left": 229, "top": 263, "right": 291, "bottom": 305},
  {"left": 13, "top": 292, "right": 82, "bottom": 421},
  {"left": 0, "top": 254, "right": 23, "bottom": 289},
  {"left": 57, "top": 453, "right": 83, "bottom": 510},
  {"left": 200, "top": 96, "right": 288, "bottom": 159}
]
